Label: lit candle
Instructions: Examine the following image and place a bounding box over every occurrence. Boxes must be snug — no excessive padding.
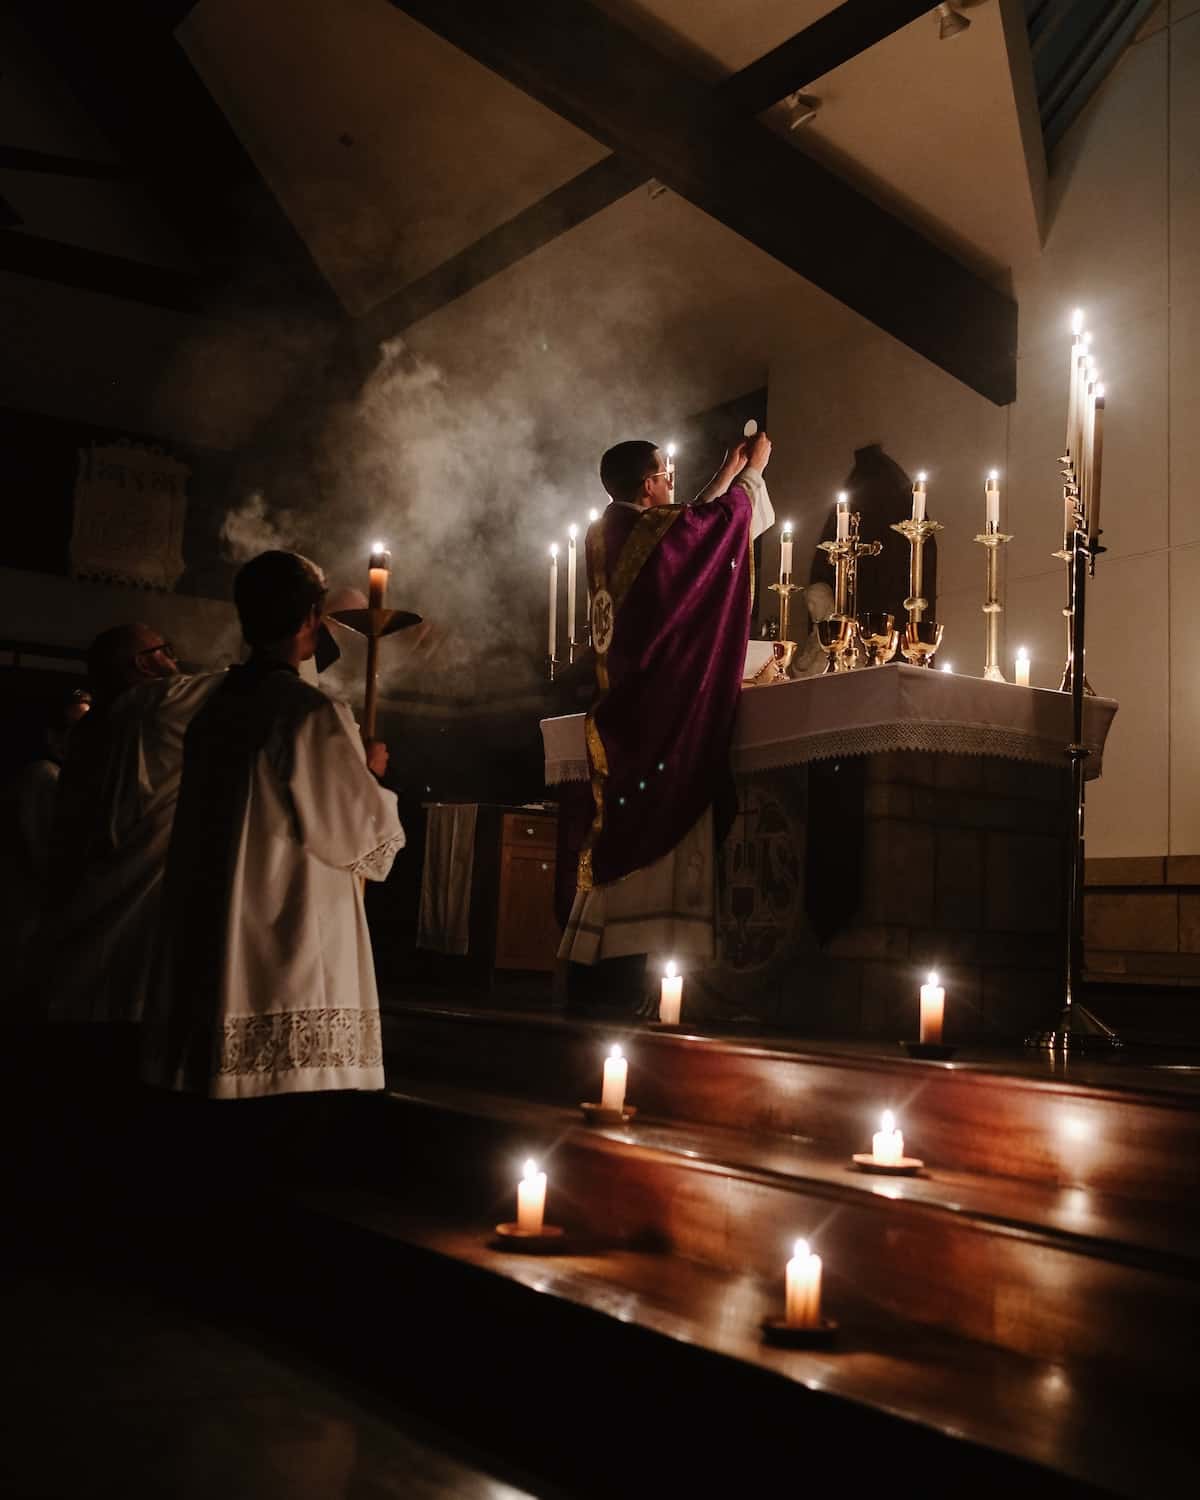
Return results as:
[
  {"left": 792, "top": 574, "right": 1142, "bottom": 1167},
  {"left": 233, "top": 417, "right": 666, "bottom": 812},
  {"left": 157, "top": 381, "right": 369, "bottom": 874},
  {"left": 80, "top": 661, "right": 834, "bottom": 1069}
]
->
[
  {"left": 785, "top": 1238, "right": 823, "bottom": 1330},
  {"left": 836, "top": 491, "right": 850, "bottom": 542},
  {"left": 600, "top": 1044, "right": 627, "bottom": 1112},
  {"left": 368, "top": 541, "right": 390, "bottom": 609},
  {"left": 659, "top": 959, "right": 682, "bottom": 1025},
  {"left": 588, "top": 507, "right": 600, "bottom": 523},
  {"left": 517, "top": 1158, "right": 546, "bottom": 1234},
  {"left": 1066, "top": 308, "right": 1084, "bottom": 461},
  {"left": 941, "top": 662, "right": 953, "bottom": 673},
  {"left": 1088, "top": 384, "right": 1105, "bottom": 546},
  {"left": 547, "top": 544, "right": 558, "bottom": 659},
  {"left": 779, "top": 521, "right": 793, "bottom": 583},
  {"left": 872, "top": 1110, "right": 903, "bottom": 1166},
  {"left": 666, "top": 442, "right": 677, "bottom": 499},
  {"left": 567, "top": 525, "right": 578, "bottom": 647},
  {"left": 919, "top": 970, "right": 945, "bottom": 1045},
  {"left": 912, "top": 471, "right": 927, "bottom": 523},
  {"left": 986, "top": 470, "right": 1000, "bottom": 531},
  {"left": 1014, "top": 646, "right": 1031, "bottom": 687}
]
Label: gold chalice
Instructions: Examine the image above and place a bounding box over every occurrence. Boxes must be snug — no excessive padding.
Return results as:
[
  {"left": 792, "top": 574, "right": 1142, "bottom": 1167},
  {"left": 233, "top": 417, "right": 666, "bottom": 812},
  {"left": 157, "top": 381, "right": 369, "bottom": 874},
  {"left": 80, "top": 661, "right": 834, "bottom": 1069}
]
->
[
  {"left": 746, "top": 639, "right": 798, "bottom": 686},
  {"left": 817, "top": 617, "right": 857, "bottom": 674},
  {"left": 901, "top": 619, "right": 944, "bottom": 667},
  {"left": 858, "top": 612, "right": 899, "bottom": 666}
]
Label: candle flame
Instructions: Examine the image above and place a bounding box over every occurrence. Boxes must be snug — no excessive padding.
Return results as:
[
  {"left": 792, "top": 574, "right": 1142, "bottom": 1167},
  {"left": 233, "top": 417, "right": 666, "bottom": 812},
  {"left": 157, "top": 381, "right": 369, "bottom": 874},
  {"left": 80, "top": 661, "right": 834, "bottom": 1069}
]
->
[
  {"left": 916, "top": 471, "right": 927, "bottom": 483},
  {"left": 1095, "top": 383, "right": 1105, "bottom": 399},
  {"left": 371, "top": 540, "right": 385, "bottom": 553},
  {"left": 941, "top": 663, "right": 953, "bottom": 673},
  {"left": 782, "top": 521, "right": 793, "bottom": 536},
  {"left": 666, "top": 442, "right": 676, "bottom": 458},
  {"left": 836, "top": 491, "right": 848, "bottom": 505},
  {"left": 589, "top": 508, "right": 600, "bottom": 522},
  {"left": 568, "top": 523, "right": 578, "bottom": 539},
  {"left": 881, "top": 1110, "right": 895, "bottom": 1134},
  {"left": 1017, "top": 645, "right": 1030, "bottom": 661},
  {"left": 1083, "top": 331, "right": 1093, "bottom": 348},
  {"left": 665, "top": 959, "right": 677, "bottom": 979},
  {"left": 988, "top": 469, "right": 999, "bottom": 481},
  {"left": 549, "top": 543, "right": 558, "bottom": 558},
  {"left": 793, "top": 1238, "right": 809, "bottom": 1261},
  {"left": 523, "top": 1158, "right": 539, "bottom": 1180},
  {"left": 1071, "top": 308, "right": 1084, "bottom": 335},
  {"left": 609, "top": 1044, "right": 623, "bottom": 1060},
  {"left": 927, "top": 970, "right": 939, "bottom": 987}
]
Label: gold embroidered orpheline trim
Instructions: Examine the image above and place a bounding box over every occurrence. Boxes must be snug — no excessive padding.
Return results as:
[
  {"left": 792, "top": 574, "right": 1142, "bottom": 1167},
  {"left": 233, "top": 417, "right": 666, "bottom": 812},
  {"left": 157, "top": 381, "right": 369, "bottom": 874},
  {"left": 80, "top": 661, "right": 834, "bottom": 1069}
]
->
[{"left": 578, "top": 505, "right": 684, "bottom": 891}]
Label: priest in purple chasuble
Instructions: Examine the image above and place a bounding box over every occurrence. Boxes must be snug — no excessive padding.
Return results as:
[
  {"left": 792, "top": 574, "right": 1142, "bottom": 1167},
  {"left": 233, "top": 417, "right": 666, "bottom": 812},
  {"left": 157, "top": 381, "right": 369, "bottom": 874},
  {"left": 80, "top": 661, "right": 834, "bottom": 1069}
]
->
[{"left": 559, "top": 433, "right": 774, "bottom": 984}]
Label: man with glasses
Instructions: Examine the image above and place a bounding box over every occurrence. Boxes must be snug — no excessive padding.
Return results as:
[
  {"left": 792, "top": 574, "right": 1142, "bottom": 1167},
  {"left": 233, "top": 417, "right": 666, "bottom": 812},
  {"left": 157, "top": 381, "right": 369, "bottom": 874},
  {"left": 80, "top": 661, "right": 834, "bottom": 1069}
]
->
[
  {"left": 43, "top": 623, "right": 221, "bottom": 1030},
  {"left": 559, "top": 432, "right": 774, "bottom": 1012}
]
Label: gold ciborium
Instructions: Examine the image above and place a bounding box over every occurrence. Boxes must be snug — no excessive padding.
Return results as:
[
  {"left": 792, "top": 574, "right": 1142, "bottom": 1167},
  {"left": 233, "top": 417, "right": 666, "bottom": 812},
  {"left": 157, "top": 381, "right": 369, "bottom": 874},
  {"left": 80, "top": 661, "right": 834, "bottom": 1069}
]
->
[
  {"left": 817, "top": 617, "right": 857, "bottom": 674},
  {"left": 901, "top": 619, "right": 944, "bottom": 667},
  {"left": 858, "top": 612, "right": 899, "bottom": 667}
]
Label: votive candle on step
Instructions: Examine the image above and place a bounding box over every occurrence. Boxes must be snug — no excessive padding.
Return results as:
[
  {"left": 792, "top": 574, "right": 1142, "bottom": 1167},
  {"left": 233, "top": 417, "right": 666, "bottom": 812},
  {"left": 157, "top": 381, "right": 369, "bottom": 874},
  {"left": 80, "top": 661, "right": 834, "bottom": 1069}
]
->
[
  {"left": 872, "top": 1110, "right": 903, "bottom": 1166},
  {"left": 517, "top": 1158, "right": 546, "bottom": 1233},
  {"left": 1014, "top": 646, "right": 1031, "bottom": 687},
  {"left": 919, "top": 971, "right": 945, "bottom": 1045},
  {"left": 660, "top": 960, "right": 682, "bottom": 1025},
  {"left": 785, "top": 1238, "right": 823, "bottom": 1329},
  {"left": 601, "top": 1044, "right": 627, "bottom": 1112}
]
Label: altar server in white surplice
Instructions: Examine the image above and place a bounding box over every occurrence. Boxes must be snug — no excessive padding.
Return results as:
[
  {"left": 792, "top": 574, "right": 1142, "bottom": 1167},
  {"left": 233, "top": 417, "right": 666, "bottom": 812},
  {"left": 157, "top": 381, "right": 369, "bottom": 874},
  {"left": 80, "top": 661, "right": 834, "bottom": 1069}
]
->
[{"left": 142, "top": 551, "right": 404, "bottom": 1100}]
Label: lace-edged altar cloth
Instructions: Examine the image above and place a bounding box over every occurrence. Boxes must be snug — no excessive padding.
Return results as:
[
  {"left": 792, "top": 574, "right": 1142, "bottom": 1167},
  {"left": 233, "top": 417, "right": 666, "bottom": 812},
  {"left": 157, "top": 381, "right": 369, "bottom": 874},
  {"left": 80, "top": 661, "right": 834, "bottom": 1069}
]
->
[{"left": 540, "top": 663, "right": 1118, "bottom": 786}]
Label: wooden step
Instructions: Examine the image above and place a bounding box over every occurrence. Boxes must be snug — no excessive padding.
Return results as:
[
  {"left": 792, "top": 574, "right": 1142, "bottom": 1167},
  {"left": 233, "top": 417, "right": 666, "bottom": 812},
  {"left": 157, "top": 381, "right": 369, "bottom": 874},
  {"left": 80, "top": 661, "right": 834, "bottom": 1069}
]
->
[
  {"left": 376, "top": 1079, "right": 1200, "bottom": 1383},
  {"left": 382, "top": 1002, "right": 1200, "bottom": 1202},
  {"left": 265, "top": 1185, "right": 1193, "bottom": 1500}
]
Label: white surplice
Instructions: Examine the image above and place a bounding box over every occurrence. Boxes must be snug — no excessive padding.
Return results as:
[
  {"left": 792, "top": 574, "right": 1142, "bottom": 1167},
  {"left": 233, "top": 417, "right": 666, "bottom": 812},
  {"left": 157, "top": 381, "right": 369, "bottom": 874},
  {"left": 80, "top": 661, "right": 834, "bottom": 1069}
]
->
[
  {"left": 45, "top": 672, "right": 223, "bottom": 1023},
  {"left": 141, "top": 665, "right": 404, "bottom": 1099},
  {"left": 559, "top": 467, "right": 773, "bottom": 965}
]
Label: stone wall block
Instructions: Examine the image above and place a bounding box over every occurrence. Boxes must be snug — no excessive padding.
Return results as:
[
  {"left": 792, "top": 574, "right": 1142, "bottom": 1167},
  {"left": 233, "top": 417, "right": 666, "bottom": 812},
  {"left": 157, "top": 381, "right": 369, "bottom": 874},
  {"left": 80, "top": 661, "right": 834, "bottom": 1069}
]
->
[
  {"left": 1084, "top": 890, "right": 1179, "bottom": 952},
  {"left": 862, "top": 819, "right": 934, "bottom": 925},
  {"left": 1180, "top": 891, "right": 1200, "bottom": 951},
  {"left": 934, "top": 755, "right": 983, "bottom": 791},
  {"left": 985, "top": 833, "right": 1065, "bottom": 932},
  {"left": 935, "top": 827, "right": 984, "bottom": 929}
]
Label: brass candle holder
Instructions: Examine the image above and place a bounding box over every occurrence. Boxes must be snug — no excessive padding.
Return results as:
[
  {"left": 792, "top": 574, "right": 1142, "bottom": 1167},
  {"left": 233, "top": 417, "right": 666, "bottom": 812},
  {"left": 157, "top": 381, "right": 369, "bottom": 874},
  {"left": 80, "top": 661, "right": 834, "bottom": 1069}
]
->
[
  {"left": 767, "top": 577, "right": 802, "bottom": 649},
  {"left": 1054, "top": 484, "right": 1094, "bottom": 696},
  {"left": 817, "top": 512, "right": 881, "bottom": 671},
  {"left": 890, "top": 515, "right": 943, "bottom": 626},
  {"left": 974, "top": 525, "right": 1013, "bottom": 682}
]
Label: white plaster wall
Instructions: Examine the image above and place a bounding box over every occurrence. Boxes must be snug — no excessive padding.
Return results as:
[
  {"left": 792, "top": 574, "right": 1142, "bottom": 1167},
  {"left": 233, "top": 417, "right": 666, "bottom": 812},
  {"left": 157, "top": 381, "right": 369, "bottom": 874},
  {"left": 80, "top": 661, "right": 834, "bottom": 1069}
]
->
[{"left": 767, "top": 14, "right": 1197, "bottom": 858}]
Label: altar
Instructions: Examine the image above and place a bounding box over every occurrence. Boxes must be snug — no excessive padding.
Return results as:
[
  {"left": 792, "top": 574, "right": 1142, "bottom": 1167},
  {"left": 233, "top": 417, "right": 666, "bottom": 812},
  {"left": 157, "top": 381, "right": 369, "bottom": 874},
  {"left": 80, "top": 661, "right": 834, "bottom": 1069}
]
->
[{"left": 541, "top": 665, "right": 1117, "bottom": 1041}]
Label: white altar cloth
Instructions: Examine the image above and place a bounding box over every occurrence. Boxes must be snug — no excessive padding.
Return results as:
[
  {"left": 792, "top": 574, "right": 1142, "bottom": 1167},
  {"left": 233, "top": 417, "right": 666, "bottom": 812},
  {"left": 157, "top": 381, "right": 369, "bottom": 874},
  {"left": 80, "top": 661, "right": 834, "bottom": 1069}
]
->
[{"left": 540, "top": 665, "right": 1117, "bottom": 785}]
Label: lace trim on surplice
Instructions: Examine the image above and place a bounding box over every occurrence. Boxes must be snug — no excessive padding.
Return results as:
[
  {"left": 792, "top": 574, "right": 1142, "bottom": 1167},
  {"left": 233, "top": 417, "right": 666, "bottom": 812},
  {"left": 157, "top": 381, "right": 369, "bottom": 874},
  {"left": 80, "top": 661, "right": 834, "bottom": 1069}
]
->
[
  {"left": 218, "top": 1007, "right": 383, "bottom": 1077},
  {"left": 349, "top": 830, "right": 406, "bottom": 881}
]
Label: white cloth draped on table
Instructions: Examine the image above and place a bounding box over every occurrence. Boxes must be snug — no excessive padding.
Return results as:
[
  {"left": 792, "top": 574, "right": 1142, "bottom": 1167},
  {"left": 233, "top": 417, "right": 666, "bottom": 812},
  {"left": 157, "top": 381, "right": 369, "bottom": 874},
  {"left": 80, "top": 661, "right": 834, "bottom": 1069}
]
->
[
  {"left": 417, "top": 803, "right": 478, "bottom": 955},
  {"left": 543, "top": 665, "right": 1119, "bottom": 787}
]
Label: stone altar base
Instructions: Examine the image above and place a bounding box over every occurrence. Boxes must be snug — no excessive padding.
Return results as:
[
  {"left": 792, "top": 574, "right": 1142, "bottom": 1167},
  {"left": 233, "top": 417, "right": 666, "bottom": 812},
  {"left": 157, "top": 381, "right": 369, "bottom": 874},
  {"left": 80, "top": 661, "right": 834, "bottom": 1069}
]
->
[{"left": 701, "top": 749, "right": 1069, "bottom": 1042}]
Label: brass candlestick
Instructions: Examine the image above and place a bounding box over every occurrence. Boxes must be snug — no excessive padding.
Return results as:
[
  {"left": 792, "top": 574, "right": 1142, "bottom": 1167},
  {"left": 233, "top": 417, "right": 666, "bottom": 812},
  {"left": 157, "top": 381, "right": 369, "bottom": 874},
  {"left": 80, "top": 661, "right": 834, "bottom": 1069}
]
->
[
  {"left": 974, "top": 526, "right": 1013, "bottom": 682},
  {"left": 767, "top": 578, "right": 802, "bottom": 647},
  {"left": 817, "top": 512, "right": 881, "bottom": 671},
  {"left": 890, "top": 515, "right": 943, "bottom": 626}
]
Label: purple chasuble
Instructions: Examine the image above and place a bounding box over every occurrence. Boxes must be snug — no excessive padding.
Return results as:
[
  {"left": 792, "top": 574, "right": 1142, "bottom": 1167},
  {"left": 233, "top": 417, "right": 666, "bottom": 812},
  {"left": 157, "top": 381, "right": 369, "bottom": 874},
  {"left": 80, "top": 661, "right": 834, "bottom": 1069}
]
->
[{"left": 580, "top": 485, "right": 753, "bottom": 888}]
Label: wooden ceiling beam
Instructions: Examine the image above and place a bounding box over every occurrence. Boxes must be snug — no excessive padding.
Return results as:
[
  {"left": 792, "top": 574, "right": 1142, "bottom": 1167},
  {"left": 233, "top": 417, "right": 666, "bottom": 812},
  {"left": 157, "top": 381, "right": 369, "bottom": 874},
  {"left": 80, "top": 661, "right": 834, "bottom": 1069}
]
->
[{"left": 389, "top": 0, "right": 1016, "bottom": 403}]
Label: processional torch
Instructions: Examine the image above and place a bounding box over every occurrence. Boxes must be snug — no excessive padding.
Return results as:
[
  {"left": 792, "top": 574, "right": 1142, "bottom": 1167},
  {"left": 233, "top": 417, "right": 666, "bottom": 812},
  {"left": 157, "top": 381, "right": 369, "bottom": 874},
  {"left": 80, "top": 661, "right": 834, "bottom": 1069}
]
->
[
  {"left": 330, "top": 542, "right": 423, "bottom": 740},
  {"left": 1028, "top": 309, "right": 1118, "bottom": 1054}
]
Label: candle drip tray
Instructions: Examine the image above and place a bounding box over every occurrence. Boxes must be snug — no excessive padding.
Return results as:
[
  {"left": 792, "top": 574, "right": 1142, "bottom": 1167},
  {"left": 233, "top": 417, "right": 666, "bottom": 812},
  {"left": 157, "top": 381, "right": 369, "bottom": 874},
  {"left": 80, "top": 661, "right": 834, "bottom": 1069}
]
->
[
  {"left": 761, "top": 1317, "right": 839, "bottom": 1349},
  {"left": 851, "top": 1154, "right": 925, "bottom": 1176},
  {"left": 491, "top": 1223, "right": 568, "bottom": 1254},
  {"left": 579, "top": 1102, "right": 637, "bottom": 1126},
  {"left": 901, "top": 1041, "right": 957, "bottom": 1061}
]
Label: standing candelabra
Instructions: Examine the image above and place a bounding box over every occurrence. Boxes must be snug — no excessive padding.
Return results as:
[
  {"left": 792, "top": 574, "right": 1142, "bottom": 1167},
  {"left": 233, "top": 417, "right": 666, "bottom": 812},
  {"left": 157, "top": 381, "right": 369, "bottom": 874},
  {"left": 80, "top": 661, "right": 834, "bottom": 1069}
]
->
[
  {"left": 817, "top": 508, "right": 881, "bottom": 672},
  {"left": 889, "top": 513, "right": 944, "bottom": 665},
  {"left": 974, "top": 525, "right": 1012, "bottom": 682}
]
